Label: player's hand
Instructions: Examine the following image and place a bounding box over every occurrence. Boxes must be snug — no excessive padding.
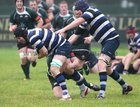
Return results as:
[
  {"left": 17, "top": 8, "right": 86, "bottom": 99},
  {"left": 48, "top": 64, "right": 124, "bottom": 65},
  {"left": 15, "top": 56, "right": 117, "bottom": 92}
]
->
[
  {"left": 55, "top": 28, "right": 66, "bottom": 35},
  {"left": 84, "top": 36, "right": 93, "bottom": 44},
  {"left": 9, "top": 25, "right": 17, "bottom": 32}
]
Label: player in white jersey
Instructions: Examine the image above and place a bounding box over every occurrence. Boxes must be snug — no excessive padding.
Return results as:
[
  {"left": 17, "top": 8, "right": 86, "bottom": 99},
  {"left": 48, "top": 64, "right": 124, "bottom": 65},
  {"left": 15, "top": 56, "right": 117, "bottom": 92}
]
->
[{"left": 56, "top": 0, "right": 132, "bottom": 99}]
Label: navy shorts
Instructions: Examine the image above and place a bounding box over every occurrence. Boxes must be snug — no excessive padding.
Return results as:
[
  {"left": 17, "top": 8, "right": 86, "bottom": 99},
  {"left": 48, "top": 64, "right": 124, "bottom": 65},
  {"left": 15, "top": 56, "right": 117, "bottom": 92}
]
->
[
  {"left": 101, "top": 37, "right": 120, "bottom": 60},
  {"left": 47, "top": 41, "right": 72, "bottom": 74},
  {"left": 88, "top": 52, "right": 98, "bottom": 68},
  {"left": 54, "top": 41, "right": 72, "bottom": 58}
]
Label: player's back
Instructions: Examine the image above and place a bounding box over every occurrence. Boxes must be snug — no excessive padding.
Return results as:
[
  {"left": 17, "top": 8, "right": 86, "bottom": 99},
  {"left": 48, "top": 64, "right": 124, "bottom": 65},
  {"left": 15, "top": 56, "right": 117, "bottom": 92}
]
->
[
  {"left": 28, "top": 28, "right": 66, "bottom": 55},
  {"left": 82, "top": 7, "right": 119, "bottom": 44}
]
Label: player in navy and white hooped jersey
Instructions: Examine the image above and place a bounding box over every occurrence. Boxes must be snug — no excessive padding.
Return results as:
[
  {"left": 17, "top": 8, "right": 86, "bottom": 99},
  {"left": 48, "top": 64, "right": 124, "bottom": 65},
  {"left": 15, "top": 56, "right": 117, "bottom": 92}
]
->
[
  {"left": 127, "top": 26, "right": 140, "bottom": 54},
  {"left": 14, "top": 27, "right": 72, "bottom": 100},
  {"left": 56, "top": 0, "right": 132, "bottom": 99},
  {"left": 14, "top": 27, "right": 90, "bottom": 100},
  {"left": 114, "top": 26, "right": 140, "bottom": 75},
  {"left": 27, "top": 28, "right": 67, "bottom": 56}
]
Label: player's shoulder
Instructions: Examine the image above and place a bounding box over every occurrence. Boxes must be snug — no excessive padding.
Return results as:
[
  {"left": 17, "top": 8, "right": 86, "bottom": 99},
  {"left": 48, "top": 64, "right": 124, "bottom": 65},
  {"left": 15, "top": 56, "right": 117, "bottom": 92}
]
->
[
  {"left": 25, "top": 6, "right": 36, "bottom": 13},
  {"left": 65, "top": 16, "right": 73, "bottom": 23},
  {"left": 10, "top": 9, "right": 16, "bottom": 16},
  {"left": 39, "top": 8, "right": 46, "bottom": 14}
]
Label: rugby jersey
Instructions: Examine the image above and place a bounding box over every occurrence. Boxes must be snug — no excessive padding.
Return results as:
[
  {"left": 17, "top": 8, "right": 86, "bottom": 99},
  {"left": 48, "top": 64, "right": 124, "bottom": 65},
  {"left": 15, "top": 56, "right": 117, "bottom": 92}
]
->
[
  {"left": 10, "top": 6, "right": 40, "bottom": 29},
  {"left": 128, "top": 33, "right": 140, "bottom": 53},
  {"left": 27, "top": 28, "right": 66, "bottom": 55},
  {"left": 75, "top": 7, "right": 119, "bottom": 44}
]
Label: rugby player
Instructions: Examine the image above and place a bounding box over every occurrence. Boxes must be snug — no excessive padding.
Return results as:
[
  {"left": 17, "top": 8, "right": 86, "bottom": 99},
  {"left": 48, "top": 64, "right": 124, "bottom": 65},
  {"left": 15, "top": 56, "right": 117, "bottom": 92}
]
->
[
  {"left": 114, "top": 26, "right": 140, "bottom": 74},
  {"left": 29, "top": 0, "right": 51, "bottom": 29},
  {"left": 13, "top": 27, "right": 90, "bottom": 101},
  {"left": 56, "top": 0, "right": 133, "bottom": 99},
  {"left": 9, "top": 0, "right": 43, "bottom": 80}
]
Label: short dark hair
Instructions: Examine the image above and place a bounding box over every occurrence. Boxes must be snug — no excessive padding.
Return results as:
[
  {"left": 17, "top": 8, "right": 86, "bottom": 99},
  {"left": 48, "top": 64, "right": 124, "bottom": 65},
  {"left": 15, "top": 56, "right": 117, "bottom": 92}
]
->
[
  {"left": 14, "top": 27, "right": 27, "bottom": 38},
  {"left": 15, "top": 0, "right": 25, "bottom": 5}
]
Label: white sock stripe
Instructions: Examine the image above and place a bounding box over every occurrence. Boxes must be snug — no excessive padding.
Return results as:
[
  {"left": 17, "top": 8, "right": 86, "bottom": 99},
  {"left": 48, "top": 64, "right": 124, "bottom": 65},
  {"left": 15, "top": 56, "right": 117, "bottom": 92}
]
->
[
  {"left": 100, "top": 90, "right": 105, "bottom": 93},
  {"left": 117, "top": 77, "right": 122, "bottom": 82},
  {"left": 59, "top": 82, "right": 66, "bottom": 86},
  {"left": 100, "top": 81, "right": 106, "bottom": 85}
]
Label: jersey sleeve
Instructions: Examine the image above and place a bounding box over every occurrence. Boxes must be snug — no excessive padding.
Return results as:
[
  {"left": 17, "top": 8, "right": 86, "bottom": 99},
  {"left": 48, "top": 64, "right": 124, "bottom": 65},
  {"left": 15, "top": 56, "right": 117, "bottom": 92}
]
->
[
  {"left": 81, "top": 9, "right": 95, "bottom": 22},
  {"left": 40, "top": 9, "right": 50, "bottom": 24},
  {"left": 9, "top": 10, "right": 16, "bottom": 25}
]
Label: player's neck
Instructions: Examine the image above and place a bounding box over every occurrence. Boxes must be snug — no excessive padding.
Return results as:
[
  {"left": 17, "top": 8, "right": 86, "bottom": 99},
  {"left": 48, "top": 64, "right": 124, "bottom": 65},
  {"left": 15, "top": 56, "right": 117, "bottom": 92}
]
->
[{"left": 17, "top": 7, "right": 24, "bottom": 12}]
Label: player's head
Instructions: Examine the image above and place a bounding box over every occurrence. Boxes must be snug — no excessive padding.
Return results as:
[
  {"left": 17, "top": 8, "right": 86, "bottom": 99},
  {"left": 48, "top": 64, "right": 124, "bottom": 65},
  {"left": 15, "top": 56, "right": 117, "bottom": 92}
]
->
[
  {"left": 126, "top": 25, "right": 136, "bottom": 38},
  {"left": 14, "top": 27, "right": 28, "bottom": 38},
  {"left": 127, "top": 25, "right": 136, "bottom": 34},
  {"left": 74, "top": 0, "right": 89, "bottom": 13},
  {"left": 15, "top": 0, "right": 24, "bottom": 5}
]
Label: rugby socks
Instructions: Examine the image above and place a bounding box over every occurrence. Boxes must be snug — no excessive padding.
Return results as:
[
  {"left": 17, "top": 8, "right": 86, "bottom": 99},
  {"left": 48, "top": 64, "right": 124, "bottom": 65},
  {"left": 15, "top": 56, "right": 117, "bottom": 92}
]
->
[
  {"left": 76, "top": 68, "right": 84, "bottom": 75},
  {"left": 55, "top": 74, "right": 69, "bottom": 98},
  {"left": 21, "top": 61, "right": 30, "bottom": 79},
  {"left": 71, "top": 71, "right": 86, "bottom": 91},
  {"left": 114, "top": 61, "right": 124, "bottom": 73},
  {"left": 83, "top": 63, "right": 90, "bottom": 75},
  {"left": 109, "top": 70, "right": 128, "bottom": 88},
  {"left": 99, "top": 72, "right": 107, "bottom": 97},
  {"left": 123, "top": 69, "right": 128, "bottom": 75}
]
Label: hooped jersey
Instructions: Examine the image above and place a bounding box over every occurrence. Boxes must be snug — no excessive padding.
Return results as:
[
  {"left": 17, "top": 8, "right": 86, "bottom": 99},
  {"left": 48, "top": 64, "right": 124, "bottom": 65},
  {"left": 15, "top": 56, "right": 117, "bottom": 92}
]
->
[
  {"left": 128, "top": 33, "right": 140, "bottom": 53},
  {"left": 75, "top": 7, "right": 119, "bottom": 44},
  {"left": 10, "top": 6, "right": 40, "bottom": 29},
  {"left": 27, "top": 28, "right": 66, "bottom": 55}
]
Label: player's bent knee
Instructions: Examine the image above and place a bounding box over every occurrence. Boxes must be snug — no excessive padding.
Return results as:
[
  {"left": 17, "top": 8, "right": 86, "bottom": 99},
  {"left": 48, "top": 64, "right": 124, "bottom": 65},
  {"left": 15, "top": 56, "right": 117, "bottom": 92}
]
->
[{"left": 53, "top": 86, "right": 62, "bottom": 98}]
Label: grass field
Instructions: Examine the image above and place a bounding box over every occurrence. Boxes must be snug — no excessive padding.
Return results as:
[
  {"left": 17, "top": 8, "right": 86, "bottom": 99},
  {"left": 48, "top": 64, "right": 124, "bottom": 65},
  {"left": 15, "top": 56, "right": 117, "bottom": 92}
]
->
[{"left": 0, "top": 44, "right": 140, "bottom": 107}]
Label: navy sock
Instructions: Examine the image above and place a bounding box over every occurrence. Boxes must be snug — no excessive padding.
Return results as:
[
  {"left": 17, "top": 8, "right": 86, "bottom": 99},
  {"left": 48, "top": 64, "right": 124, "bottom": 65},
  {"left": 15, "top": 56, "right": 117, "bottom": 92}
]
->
[
  {"left": 82, "top": 78, "right": 91, "bottom": 88},
  {"left": 109, "top": 70, "right": 126, "bottom": 86},
  {"left": 21, "top": 61, "right": 30, "bottom": 78},
  {"left": 76, "top": 68, "right": 83, "bottom": 75},
  {"left": 115, "top": 62, "right": 124, "bottom": 73},
  {"left": 99, "top": 72, "right": 107, "bottom": 91},
  {"left": 55, "top": 74, "right": 68, "bottom": 96},
  {"left": 71, "top": 71, "right": 81, "bottom": 81}
]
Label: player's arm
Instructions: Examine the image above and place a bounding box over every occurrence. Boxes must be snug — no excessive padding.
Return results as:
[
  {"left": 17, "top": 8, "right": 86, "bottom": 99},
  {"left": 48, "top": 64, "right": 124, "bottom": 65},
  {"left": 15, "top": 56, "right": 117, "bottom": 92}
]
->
[
  {"left": 9, "top": 12, "right": 17, "bottom": 32},
  {"left": 9, "top": 24, "right": 17, "bottom": 32},
  {"left": 56, "top": 17, "right": 85, "bottom": 34},
  {"left": 41, "top": 9, "right": 51, "bottom": 29},
  {"left": 36, "top": 17, "right": 43, "bottom": 28},
  {"left": 47, "top": 8, "right": 54, "bottom": 21},
  {"left": 133, "top": 49, "right": 140, "bottom": 61},
  {"left": 68, "top": 34, "right": 79, "bottom": 44},
  {"left": 28, "top": 7, "right": 43, "bottom": 28},
  {"left": 38, "top": 46, "right": 48, "bottom": 59}
]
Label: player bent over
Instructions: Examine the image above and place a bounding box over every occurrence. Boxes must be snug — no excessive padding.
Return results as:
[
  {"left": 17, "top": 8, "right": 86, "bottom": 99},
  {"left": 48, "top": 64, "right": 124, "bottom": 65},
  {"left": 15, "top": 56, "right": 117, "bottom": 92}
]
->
[{"left": 14, "top": 27, "right": 90, "bottom": 100}]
